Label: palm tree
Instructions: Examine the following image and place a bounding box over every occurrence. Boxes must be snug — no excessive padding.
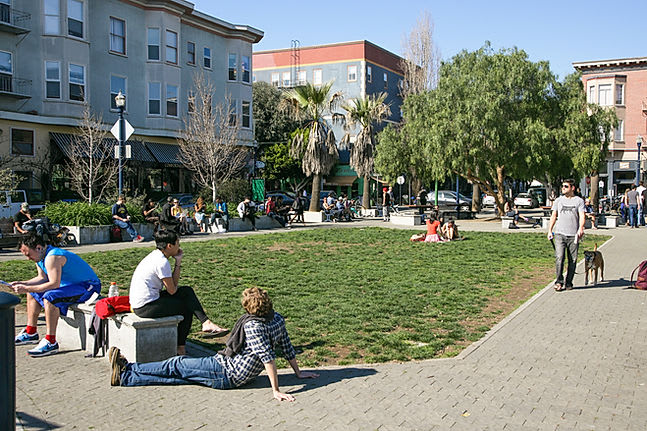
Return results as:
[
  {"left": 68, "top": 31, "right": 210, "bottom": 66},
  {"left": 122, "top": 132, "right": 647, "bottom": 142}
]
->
[
  {"left": 283, "top": 81, "right": 342, "bottom": 211},
  {"left": 338, "top": 92, "right": 391, "bottom": 209}
]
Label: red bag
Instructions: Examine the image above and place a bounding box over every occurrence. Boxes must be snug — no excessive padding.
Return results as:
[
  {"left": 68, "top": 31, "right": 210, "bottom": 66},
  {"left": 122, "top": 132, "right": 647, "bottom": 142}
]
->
[
  {"left": 110, "top": 226, "right": 122, "bottom": 242},
  {"left": 630, "top": 260, "right": 647, "bottom": 290},
  {"left": 95, "top": 296, "right": 131, "bottom": 319}
]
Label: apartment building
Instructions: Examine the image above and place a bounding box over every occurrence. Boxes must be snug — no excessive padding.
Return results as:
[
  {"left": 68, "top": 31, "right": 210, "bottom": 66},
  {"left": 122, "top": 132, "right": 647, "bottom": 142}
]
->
[
  {"left": 253, "top": 40, "right": 404, "bottom": 196},
  {"left": 0, "top": 0, "right": 262, "bottom": 200},
  {"left": 573, "top": 57, "right": 647, "bottom": 195}
]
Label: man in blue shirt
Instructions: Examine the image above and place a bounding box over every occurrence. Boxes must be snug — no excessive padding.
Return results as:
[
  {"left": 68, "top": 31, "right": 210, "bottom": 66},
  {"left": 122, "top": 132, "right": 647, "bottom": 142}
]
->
[
  {"left": 12, "top": 233, "right": 102, "bottom": 356},
  {"left": 112, "top": 195, "right": 144, "bottom": 242},
  {"left": 209, "top": 196, "right": 229, "bottom": 232}
]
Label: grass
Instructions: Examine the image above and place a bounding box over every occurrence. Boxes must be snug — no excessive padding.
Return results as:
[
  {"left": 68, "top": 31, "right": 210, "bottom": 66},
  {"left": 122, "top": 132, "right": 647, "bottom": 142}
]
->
[{"left": 0, "top": 228, "right": 609, "bottom": 367}]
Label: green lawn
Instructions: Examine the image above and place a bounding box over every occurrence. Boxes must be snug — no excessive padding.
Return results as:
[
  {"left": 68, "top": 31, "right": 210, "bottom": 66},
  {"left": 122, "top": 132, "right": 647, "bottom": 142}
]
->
[{"left": 0, "top": 228, "right": 609, "bottom": 367}]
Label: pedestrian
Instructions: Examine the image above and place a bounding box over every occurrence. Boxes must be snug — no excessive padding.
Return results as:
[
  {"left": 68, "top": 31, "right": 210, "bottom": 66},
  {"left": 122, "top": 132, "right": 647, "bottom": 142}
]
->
[
  {"left": 636, "top": 181, "right": 646, "bottom": 227},
  {"left": 382, "top": 187, "right": 391, "bottom": 221},
  {"left": 626, "top": 184, "right": 640, "bottom": 228},
  {"left": 237, "top": 196, "right": 257, "bottom": 231},
  {"left": 547, "top": 179, "right": 585, "bottom": 291}
]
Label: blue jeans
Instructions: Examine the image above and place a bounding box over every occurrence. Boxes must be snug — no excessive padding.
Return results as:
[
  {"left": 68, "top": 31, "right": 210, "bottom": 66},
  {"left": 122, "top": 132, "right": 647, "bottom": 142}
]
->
[
  {"left": 639, "top": 206, "right": 645, "bottom": 226},
  {"left": 554, "top": 234, "right": 578, "bottom": 287},
  {"left": 114, "top": 219, "right": 138, "bottom": 239},
  {"left": 120, "top": 355, "right": 232, "bottom": 389},
  {"left": 628, "top": 205, "right": 638, "bottom": 228}
]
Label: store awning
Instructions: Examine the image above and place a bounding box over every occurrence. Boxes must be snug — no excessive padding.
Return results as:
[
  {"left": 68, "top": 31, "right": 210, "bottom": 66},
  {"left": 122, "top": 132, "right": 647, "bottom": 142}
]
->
[
  {"left": 325, "top": 175, "right": 357, "bottom": 186},
  {"left": 145, "top": 142, "right": 182, "bottom": 165},
  {"left": 50, "top": 132, "right": 156, "bottom": 163}
]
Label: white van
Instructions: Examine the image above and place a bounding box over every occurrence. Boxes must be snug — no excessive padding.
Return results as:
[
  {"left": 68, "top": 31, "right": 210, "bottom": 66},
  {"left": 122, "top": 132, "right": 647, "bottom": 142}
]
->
[{"left": 0, "top": 190, "right": 43, "bottom": 219}]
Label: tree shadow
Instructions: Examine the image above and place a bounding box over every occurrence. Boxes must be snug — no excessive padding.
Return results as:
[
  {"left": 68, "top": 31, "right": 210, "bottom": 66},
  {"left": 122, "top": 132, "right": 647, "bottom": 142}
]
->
[{"left": 16, "top": 411, "right": 61, "bottom": 430}]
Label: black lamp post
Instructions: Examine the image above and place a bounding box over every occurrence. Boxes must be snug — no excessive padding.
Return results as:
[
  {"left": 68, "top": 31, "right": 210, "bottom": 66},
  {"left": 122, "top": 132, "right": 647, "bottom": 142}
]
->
[
  {"left": 637, "top": 135, "right": 643, "bottom": 186},
  {"left": 115, "top": 91, "right": 126, "bottom": 195}
]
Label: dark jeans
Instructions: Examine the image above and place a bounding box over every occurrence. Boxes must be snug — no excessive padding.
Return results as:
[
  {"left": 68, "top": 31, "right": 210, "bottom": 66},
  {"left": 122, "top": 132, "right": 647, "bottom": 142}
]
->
[
  {"left": 120, "top": 355, "right": 232, "bottom": 389},
  {"left": 242, "top": 213, "right": 256, "bottom": 227},
  {"left": 554, "top": 234, "right": 578, "bottom": 287},
  {"left": 210, "top": 213, "right": 229, "bottom": 230},
  {"left": 267, "top": 212, "right": 286, "bottom": 227},
  {"left": 629, "top": 204, "right": 638, "bottom": 228},
  {"left": 114, "top": 220, "right": 138, "bottom": 239},
  {"left": 133, "top": 286, "right": 208, "bottom": 346}
]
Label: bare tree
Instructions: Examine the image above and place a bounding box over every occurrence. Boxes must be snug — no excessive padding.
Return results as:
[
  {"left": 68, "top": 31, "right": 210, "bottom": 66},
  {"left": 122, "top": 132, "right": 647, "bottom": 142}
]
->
[
  {"left": 399, "top": 11, "right": 441, "bottom": 98},
  {"left": 178, "top": 73, "right": 249, "bottom": 204},
  {"left": 66, "top": 104, "right": 118, "bottom": 203}
]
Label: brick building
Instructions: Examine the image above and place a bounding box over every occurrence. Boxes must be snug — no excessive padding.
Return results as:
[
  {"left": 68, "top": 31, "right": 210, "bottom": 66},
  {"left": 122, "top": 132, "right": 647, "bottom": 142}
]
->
[{"left": 573, "top": 57, "right": 647, "bottom": 195}]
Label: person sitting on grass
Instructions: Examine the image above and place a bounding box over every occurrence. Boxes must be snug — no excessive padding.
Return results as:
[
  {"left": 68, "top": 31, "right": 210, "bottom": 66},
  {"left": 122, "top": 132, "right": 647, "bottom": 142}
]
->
[
  {"left": 423, "top": 215, "right": 445, "bottom": 243},
  {"left": 13, "top": 233, "right": 101, "bottom": 356},
  {"left": 110, "top": 287, "right": 319, "bottom": 402},
  {"left": 237, "top": 196, "right": 257, "bottom": 231},
  {"left": 128, "top": 229, "right": 228, "bottom": 356},
  {"left": 440, "top": 219, "right": 461, "bottom": 241},
  {"left": 112, "top": 195, "right": 144, "bottom": 242}
]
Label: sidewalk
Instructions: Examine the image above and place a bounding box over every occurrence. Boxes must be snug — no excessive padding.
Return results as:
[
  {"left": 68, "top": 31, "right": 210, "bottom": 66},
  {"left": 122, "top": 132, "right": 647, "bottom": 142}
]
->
[{"left": 12, "top": 222, "right": 647, "bottom": 430}]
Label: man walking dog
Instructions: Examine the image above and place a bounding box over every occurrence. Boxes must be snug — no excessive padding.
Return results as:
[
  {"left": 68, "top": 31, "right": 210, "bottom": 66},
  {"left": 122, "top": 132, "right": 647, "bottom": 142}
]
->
[{"left": 547, "top": 179, "right": 585, "bottom": 291}]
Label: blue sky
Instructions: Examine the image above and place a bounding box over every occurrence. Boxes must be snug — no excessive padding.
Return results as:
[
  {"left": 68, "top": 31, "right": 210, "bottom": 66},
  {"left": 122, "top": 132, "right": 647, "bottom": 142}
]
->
[{"left": 194, "top": 0, "right": 645, "bottom": 81}]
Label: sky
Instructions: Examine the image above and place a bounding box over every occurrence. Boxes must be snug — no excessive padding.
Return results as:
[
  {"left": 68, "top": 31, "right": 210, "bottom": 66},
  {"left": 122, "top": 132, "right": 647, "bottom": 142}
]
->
[{"left": 194, "top": 0, "right": 646, "bottom": 81}]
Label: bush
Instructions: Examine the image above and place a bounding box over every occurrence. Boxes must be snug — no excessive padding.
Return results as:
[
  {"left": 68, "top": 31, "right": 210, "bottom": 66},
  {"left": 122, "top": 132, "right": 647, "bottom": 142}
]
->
[
  {"left": 217, "top": 179, "right": 250, "bottom": 205},
  {"left": 40, "top": 201, "right": 144, "bottom": 226}
]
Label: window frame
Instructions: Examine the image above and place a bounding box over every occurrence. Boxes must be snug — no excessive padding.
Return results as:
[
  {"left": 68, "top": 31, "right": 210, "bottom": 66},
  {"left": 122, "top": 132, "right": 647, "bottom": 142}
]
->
[
  {"left": 148, "top": 81, "right": 161, "bottom": 116},
  {"left": 187, "top": 41, "right": 196, "bottom": 66},
  {"left": 383, "top": 72, "right": 388, "bottom": 89},
  {"left": 203, "top": 47, "right": 211, "bottom": 69},
  {"left": 165, "top": 29, "right": 178, "bottom": 65},
  {"left": 44, "top": 60, "right": 61, "bottom": 99},
  {"left": 271, "top": 72, "right": 279, "bottom": 87},
  {"left": 147, "top": 27, "right": 160, "bottom": 61},
  {"left": 67, "top": 0, "right": 84, "bottom": 39},
  {"left": 10, "top": 127, "right": 35, "bottom": 157},
  {"left": 367, "top": 65, "right": 372, "bottom": 83},
  {"left": 281, "top": 71, "right": 290, "bottom": 87},
  {"left": 68, "top": 62, "right": 85, "bottom": 102},
  {"left": 347, "top": 65, "right": 357, "bottom": 82},
  {"left": 109, "top": 16, "right": 126, "bottom": 55},
  {"left": 614, "top": 119, "right": 624, "bottom": 142},
  {"left": 297, "top": 70, "right": 306, "bottom": 85},
  {"left": 241, "top": 55, "right": 250, "bottom": 83},
  {"left": 109, "top": 74, "right": 127, "bottom": 111},
  {"left": 43, "top": 0, "right": 61, "bottom": 35},
  {"left": 0, "top": 49, "right": 12, "bottom": 76},
  {"left": 166, "top": 83, "right": 178, "bottom": 118},
  {"left": 313, "top": 69, "right": 322, "bottom": 86},
  {"left": 615, "top": 83, "right": 624, "bottom": 105},
  {"left": 241, "top": 100, "right": 251, "bottom": 129},
  {"left": 228, "top": 99, "right": 237, "bottom": 126},
  {"left": 228, "top": 53, "right": 237, "bottom": 81},
  {"left": 588, "top": 85, "right": 595, "bottom": 103},
  {"left": 598, "top": 84, "right": 612, "bottom": 106}
]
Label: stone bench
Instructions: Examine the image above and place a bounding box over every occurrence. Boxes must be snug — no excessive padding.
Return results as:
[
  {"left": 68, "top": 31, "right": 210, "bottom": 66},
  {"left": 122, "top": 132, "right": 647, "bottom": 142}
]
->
[
  {"left": 541, "top": 216, "right": 551, "bottom": 229},
  {"left": 58, "top": 302, "right": 183, "bottom": 362},
  {"left": 390, "top": 214, "right": 423, "bottom": 226},
  {"left": 228, "top": 215, "right": 283, "bottom": 231},
  {"left": 501, "top": 216, "right": 514, "bottom": 229},
  {"left": 604, "top": 215, "right": 620, "bottom": 228}
]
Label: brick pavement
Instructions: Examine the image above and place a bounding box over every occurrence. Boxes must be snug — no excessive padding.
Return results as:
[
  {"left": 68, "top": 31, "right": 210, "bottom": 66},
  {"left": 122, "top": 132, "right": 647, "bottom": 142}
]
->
[{"left": 10, "top": 222, "right": 647, "bottom": 430}]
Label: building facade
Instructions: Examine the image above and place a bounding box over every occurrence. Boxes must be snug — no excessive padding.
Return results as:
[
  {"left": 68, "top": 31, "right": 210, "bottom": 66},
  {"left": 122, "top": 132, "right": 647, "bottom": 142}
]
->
[
  {"left": 0, "top": 0, "right": 262, "bottom": 201},
  {"left": 253, "top": 40, "right": 404, "bottom": 196},
  {"left": 573, "top": 57, "right": 647, "bottom": 196}
]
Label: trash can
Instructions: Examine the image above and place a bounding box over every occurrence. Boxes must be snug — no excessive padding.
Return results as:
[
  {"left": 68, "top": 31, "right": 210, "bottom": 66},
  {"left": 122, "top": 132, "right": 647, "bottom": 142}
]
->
[{"left": 0, "top": 292, "right": 20, "bottom": 431}]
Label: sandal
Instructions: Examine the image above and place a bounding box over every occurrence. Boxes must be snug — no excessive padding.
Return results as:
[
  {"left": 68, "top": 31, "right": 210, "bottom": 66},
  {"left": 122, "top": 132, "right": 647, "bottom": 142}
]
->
[{"left": 554, "top": 283, "right": 564, "bottom": 291}]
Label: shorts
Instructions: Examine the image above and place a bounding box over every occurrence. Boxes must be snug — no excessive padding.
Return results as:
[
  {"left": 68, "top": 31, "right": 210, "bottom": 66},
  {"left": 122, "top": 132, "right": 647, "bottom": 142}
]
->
[{"left": 30, "top": 280, "right": 102, "bottom": 315}]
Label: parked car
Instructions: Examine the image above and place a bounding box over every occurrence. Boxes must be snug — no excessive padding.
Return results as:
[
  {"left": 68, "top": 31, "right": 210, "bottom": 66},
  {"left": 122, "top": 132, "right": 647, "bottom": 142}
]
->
[
  {"left": 514, "top": 193, "right": 539, "bottom": 209},
  {"left": 482, "top": 194, "right": 496, "bottom": 207},
  {"left": 428, "top": 190, "right": 472, "bottom": 211},
  {"left": 265, "top": 192, "right": 295, "bottom": 207},
  {"left": 527, "top": 187, "right": 548, "bottom": 206},
  {"left": 318, "top": 191, "right": 337, "bottom": 208},
  {"left": 157, "top": 194, "right": 195, "bottom": 210}
]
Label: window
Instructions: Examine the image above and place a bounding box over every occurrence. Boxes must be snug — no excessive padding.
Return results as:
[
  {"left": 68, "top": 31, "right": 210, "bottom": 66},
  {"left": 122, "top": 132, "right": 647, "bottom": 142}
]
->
[
  {"left": 282, "top": 71, "right": 290, "bottom": 87},
  {"left": 69, "top": 63, "right": 85, "bottom": 101},
  {"left": 241, "top": 55, "right": 250, "bottom": 83},
  {"left": 228, "top": 53, "right": 237, "bottom": 80},
  {"left": 165, "top": 30, "right": 177, "bottom": 64},
  {"left": 0, "top": 50, "right": 10, "bottom": 92},
  {"left": 588, "top": 85, "right": 595, "bottom": 103},
  {"left": 297, "top": 70, "right": 306, "bottom": 85},
  {"left": 598, "top": 84, "right": 611, "bottom": 106},
  {"left": 147, "top": 28, "right": 160, "bottom": 61},
  {"left": 242, "top": 101, "right": 250, "bottom": 128},
  {"left": 614, "top": 119, "right": 624, "bottom": 141},
  {"left": 110, "top": 75, "right": 126, "bottom": 110},
  {"left": 0, "top": 0, "right": 8, "bottom": 25},
  {"left": 615, "top": 84, "right": 624, "bottom": 105},
  {"left": 271, "top": 72, "right": 279, "bottom": 87},
  {"left": 67, "top": 0, "right": 83, "bottom": 38},
  {"left": 187, "top": 41, "right": 195, "bottom": 65},
  {"left": 109, "top": 17, "right": 125, "bottom": 54},
  {"left": 313, "top": 69, "right": 322, "bottom": 85},
  {"left": 45, "top": 61, "right": 60, "bottom": 99},
  {"left": 367, "top": 65, "right": 372, "bottom": 83},
  {"left": 148, "top": 82, "right": 160, "bottom": 115},
  {"left": 347, "top": 65, "right": 357, "bottom": 82},
  {"left": 166, "top": 84, "right": 178, "bottom": 117},
  {"left": 11, "top": 129, "right": 34, "bottom": 156},
  {"left": 228, "top": 99, "right": 237, "bottom": 126},
  {"left": 203, "top": 47, "right": 211, "bottom": 68},
  {"left": 44, "top": 0, "right": 60, "bottom": 34},
  {"left": 187, "top": 90, "right": 194, "bottom": 114},
  {"left": 383, "top": 72, "right": 388, "bottom": 89}
]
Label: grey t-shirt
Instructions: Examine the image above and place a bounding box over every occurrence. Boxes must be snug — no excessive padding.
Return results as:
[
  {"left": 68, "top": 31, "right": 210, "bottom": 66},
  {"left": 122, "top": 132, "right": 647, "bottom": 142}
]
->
[
  {"left": 553, "top": 195, "right": 585, "bottom": 237},
  {"left": 627, "top": 190, "right": 639, "bottom": 205}
]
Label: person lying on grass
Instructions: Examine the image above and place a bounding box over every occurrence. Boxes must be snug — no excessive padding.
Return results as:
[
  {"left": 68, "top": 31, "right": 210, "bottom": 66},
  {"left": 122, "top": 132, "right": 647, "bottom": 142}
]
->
[{"left": 110, "top": 287, "right": 319, "bottom": 401}]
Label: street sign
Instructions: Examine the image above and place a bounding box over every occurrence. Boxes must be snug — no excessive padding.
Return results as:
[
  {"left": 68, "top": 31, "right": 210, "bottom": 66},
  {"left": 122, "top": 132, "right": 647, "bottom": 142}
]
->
[
  {"left": 396, "top": 175, "right": 405, "bottom": 185},
  {"left": 113, "top": 144, "right": 132, "bottom": 159},
  {"left": 255, "top": 160, "right": 266, "bottom": 169},
  {"left": 110, "top": 119, "right": 134, "bottom": 142}
]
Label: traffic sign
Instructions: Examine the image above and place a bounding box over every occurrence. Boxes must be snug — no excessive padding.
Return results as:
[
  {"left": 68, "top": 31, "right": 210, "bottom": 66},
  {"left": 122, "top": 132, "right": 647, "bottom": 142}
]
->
[
  {"left": 396, "top": 175, "right": 405, "bottom": 185},
  {"left": 111, "top": 119, "right": 134, "bottom": 142}
]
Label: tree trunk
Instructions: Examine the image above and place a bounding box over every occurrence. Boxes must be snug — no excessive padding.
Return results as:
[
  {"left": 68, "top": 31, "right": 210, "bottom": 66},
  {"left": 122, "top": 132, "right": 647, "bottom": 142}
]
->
[
  {"left": 471, "top": 183, "right": 481, "bottom": 212},
  {"left": 362, "top": 175, "right": 370, "bottom": 208},
  {"left": 309, "top": 173, "right": 322, "bottom": 212},
  {"left": 495, "top": 166, "right": 506, "bottom": 218},
  {"left": 590, "top": 171, "right": 600, "bottom": 213},
  {"left": 212, "top": 180, "right": 217, "bottom": 205}
]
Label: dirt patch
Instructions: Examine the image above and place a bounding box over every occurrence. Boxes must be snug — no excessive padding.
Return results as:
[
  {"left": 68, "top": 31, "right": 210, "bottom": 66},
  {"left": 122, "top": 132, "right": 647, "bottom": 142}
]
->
[{"left": 267, "top": 243, "right": 295, "bottom": 253}]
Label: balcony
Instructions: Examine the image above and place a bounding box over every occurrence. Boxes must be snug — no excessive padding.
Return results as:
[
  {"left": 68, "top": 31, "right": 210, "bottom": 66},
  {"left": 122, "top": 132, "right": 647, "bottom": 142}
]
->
[
  {"left": 0, "top": 74, "right": 32, "bottom": 98},
  {"left": 0, "top": 4, "right": 30, "bottom": 34}
]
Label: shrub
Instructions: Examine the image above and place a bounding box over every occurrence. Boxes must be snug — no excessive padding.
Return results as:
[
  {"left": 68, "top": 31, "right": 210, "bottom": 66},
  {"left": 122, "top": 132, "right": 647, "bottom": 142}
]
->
[
  {"left": 217, "top": 179, "right": 250, "bottom": 205},
  {"left": 40, "top": 201, "right": 144, "bottom": 226}
]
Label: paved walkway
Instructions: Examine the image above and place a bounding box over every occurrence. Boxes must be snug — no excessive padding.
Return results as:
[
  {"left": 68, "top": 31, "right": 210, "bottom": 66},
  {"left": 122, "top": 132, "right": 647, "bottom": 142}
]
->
[{"left": 10, "top": 220, "right": 647, "bottom": 430}]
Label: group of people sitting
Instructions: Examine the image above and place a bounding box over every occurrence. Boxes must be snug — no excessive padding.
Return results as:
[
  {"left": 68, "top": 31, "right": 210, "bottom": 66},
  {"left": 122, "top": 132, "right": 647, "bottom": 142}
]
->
[
  {"left": 503, "top": 200, "right": 541, "bottom": 229},
  {"left": 322, "top": 193, "right": 354, "bottom": 222},
  {"left": 140, "top": 196, "right": 230, "bottom": 235},
  {"left": 12, "top": 228, "right": 316, "bottom": 401},
  {"left": 410, "top": 215, "right": 461, "bottom": 243}
]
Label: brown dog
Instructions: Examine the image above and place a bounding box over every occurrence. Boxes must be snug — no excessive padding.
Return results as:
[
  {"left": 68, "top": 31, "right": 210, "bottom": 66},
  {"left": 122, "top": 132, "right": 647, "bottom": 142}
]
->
[{"left": 584, "top": 244, "right": 604, "bottom": 286}]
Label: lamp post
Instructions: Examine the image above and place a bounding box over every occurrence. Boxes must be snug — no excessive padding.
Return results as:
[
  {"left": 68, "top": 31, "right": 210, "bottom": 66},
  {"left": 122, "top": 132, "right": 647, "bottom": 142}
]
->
[
  {"left": 115, "top": 91, "right": 126, "bottom": 195},
  {"left": 637, "top": 135, "right": 643, "bottom": 186}
]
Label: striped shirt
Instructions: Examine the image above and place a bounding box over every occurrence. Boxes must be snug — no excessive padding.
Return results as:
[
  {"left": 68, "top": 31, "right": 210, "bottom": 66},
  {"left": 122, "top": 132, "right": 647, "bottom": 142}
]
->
[{"left": 216, "top": 312, "right": 296, "bottom": 387}]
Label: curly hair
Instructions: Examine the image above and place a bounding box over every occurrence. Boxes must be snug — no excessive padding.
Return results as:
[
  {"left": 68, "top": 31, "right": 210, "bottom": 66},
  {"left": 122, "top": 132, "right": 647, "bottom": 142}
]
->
[
  {"left": 19, "top": 232, "right": 47, "bottom": 249},
  {"left": 241, "top": 287, "right": 273, "bottom": 316}
]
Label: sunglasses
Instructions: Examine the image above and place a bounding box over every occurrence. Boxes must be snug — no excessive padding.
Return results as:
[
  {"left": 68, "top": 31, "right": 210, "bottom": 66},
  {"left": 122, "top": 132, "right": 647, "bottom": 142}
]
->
[{"left": 561, "top": 185, "right": 571, "bottom": 188}]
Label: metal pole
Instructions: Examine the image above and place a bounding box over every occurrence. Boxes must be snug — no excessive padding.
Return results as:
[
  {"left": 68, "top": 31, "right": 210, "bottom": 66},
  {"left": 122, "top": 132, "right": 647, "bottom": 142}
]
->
[
  {"left": 637, "top": 141, "right": 642, "bottom": 186},
  {"left": 0, "top": 292, "right": 20, "bottom": 431},
  {"left": 456, "top": 174, "right": 460, "bottom": 219},
  {"left": 118, "top": 105, "right": 124, "bottom": 195}
]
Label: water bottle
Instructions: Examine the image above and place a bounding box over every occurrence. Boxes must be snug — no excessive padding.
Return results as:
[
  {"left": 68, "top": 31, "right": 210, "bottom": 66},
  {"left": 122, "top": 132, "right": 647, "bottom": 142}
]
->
[{"left": 108, "top": 282, "right": 119, "bottom": 297}]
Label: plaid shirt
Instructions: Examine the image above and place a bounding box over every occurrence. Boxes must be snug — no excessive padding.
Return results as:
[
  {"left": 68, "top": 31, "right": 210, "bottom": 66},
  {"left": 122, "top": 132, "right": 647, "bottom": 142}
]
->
[{"left": 216, "top": 312, "right": 296, "bottom": 387}]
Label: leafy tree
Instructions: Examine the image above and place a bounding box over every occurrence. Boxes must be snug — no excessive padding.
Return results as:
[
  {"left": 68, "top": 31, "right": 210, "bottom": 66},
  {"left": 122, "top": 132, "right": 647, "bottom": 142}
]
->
[
  {"left": 253, "top": 82, "right": 300, "bottom": 144},
  {"left": 283, "top": 82, "right": 342, "bottom": 211},
  {"left": 338, "top": 93, "right": 391, "bottom": 208},
  {"left": 261, "top": 138, "right": 308, "bottom": 193}
]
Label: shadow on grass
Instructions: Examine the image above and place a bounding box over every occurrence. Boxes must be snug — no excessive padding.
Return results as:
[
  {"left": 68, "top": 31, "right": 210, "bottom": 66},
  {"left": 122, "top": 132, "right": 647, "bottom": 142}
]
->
[
  {"left": 16, "top": 411, "right": 61, "bottom": 430},
  {"left": 240, "top": 366, "right": 378, "bottom": 394}
]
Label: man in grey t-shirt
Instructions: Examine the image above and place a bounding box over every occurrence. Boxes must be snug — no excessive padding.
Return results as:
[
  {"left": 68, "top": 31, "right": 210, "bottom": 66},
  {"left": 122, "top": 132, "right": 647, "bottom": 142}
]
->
[
  {"left": 626, "top": 184, "right": 641, "bottom": 228},
  {"left": 547, "top": 179, "right": 585, "bottom": 291}
]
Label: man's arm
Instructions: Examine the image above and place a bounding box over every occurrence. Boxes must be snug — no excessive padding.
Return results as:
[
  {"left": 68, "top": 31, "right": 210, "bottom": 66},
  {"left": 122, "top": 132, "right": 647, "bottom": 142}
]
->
[
  {"left": 547, "top": 210, "right": 558, "bottom": 240},
  {"left": 287, "top": 357, "right": 319, "bottom": 379},
  {"left": 578, "top": 210, "right": 585, "bottom": 239},
  {"left": 161, "top": 249, "right": 182, "bottom": 294},
  {"left": 263, "top": 361, "right": 295, "bottom": 402},
  {"left": 13, "top": 256, "right": 66, "bottom": 294},
  {"left": 12, "top": 266, "right": 48, "bottom": 286}
]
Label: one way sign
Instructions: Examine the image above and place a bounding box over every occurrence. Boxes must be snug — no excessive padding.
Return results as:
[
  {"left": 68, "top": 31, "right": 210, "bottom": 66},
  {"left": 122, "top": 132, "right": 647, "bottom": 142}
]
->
[{"left": 110, "top": 119, "right": 134, "bottom": 142}]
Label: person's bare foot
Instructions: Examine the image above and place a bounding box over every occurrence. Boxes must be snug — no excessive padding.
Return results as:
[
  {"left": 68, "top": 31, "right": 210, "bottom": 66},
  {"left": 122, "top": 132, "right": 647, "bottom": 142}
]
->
[{"left": 202, "top": 320, "right": 228, "bottom": 333}]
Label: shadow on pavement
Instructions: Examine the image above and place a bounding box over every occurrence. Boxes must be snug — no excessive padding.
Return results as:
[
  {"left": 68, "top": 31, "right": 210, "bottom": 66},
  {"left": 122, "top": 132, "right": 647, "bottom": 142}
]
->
[
  {"left": 573, "top": 277, "right": 630, "bottom": 290},
  {"left": 242, "top": 367, "right": 378, "bottom": 394},
  {"left": 16, "top": 411, "right": 60, "bottom": 430}
]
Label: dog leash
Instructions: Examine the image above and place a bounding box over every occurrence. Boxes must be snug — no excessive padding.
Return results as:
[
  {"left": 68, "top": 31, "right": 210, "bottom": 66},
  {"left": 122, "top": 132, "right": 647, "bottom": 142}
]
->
[{"left": 549, "top": 238, "right": 555, "bottom": 250}]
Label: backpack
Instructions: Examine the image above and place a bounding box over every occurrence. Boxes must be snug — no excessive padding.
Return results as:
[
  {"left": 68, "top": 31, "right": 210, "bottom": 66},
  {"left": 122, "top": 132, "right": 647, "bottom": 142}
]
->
[
  {"left": 110, "top": 225, "right": 122, "bottom": 242},
  {"left": 630, "top": 260, "right": 647, "bottom": 290},
  {"left": 95, "top": 296, "right": 131, "bottom": 319}
]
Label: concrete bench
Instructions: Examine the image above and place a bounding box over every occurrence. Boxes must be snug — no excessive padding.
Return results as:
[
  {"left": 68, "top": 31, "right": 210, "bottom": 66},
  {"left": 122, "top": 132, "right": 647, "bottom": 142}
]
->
[
  {"left": 541, "top": 216, "right": 551, "bottom": 229},
  {"left": 390, "top": 214, "right": 423, "bottom": 226},
  {"left": 501, "top": 216, "right": 514, "bottom": 229},
  {"left": 58, "top": 302, "right": 183, "bottom": 362},
  {"left": 605, "top": 215, "right": 620, "bottom": 228}
]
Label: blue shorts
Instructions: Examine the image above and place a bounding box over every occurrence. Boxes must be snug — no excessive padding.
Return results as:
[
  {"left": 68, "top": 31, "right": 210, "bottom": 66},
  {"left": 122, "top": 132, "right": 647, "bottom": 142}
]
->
[{"left": 30, "top": 281, "right": 101, "bottom": 315}]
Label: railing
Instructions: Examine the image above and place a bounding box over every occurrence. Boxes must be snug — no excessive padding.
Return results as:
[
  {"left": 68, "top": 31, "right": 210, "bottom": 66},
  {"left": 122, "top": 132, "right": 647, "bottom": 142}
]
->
[
  {"left": 0, "top": 74, "right": 32, "bottom": 96},
  {"left": 0, "top": 4, "right": 30, "bottom": 30}
]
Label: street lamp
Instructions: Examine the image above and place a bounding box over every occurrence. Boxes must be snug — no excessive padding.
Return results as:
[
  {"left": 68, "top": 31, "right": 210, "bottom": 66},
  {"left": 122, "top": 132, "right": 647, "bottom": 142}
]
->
[
  {"left": 637, "top": 135, "right": 643, "bottom": 186},
  {"left": 115, "top": 91, "right": 126, "bottom": 195}
]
